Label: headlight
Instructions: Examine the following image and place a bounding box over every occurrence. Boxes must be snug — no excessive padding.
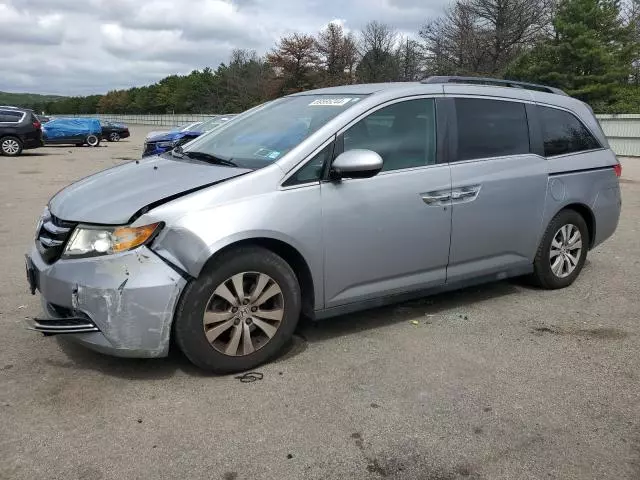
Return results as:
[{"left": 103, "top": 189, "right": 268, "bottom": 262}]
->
[
  {"left": 63, "top": 223, "right": 162, "bottom": 258},
  {"left": 35, "top": 206, "right": 49, "bottom": 239},
  {"left": 156, "top": 141, "right": 174, "bottom": 148}
]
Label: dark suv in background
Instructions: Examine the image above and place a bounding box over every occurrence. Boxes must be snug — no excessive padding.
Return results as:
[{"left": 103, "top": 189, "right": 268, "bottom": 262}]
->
[{"left": 0, "top": 107, "right": 43, "bottom": 156}]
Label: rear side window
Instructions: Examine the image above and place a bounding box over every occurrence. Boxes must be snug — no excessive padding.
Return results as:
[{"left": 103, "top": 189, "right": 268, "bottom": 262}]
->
[
  {"left": 539, "top": 106, "right": 601, "bottom": 157},
  {"left": 0, "top": 110, "right": 23, "bottom": 123},
  {"left": 454, "top": 98, "right": 530, "bottom": 161}
]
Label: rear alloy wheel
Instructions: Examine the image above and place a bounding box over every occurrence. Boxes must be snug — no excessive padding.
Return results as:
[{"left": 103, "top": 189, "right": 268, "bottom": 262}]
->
[
  {"left": 532, "top": 209, "right": 589, "bottom": 289},
  {"left": 1, "top": 136, "right": 23, "bottom": 156},
  {"left": 86, "top": 134, "right": 100, "bottom": 147},
  {"left": 108, "top": 132, "right": 120, "bottom": 142},
  {"left": 174, "top": 247, "right": 301, "bottom": 373}
]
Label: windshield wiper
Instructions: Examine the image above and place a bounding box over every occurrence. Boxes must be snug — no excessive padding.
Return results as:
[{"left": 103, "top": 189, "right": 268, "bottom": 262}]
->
[{"left": 182, "top": 150, "right": 238, "bottom": 167}]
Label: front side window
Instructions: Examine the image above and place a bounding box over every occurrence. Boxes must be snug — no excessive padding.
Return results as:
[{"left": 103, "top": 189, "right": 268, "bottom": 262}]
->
[
  {"left": 539, "top": 106, "right": 601, "bottom": 157},
  {"left": 454, "top": 98, "right": 530, "bottom": 161},
  {"left": 283, "top": 143, "right": 333, "bottom": 186},
  {"left": 184, "top": 95, "right": 364, "bottom": 169},
  {"left": 342, "top": 98, "right": 437, "bottom": 172}
]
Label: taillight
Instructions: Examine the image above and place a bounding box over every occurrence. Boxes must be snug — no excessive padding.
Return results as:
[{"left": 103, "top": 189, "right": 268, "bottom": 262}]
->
[
  {"left": 33, "top": 120, "right": 41, "bottom": 129},
  {"left": 613, "top": 163, "right": 622, "bottom": 177}
]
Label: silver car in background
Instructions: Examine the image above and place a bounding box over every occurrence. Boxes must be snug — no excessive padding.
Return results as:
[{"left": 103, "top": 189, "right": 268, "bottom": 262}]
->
[{"left": 26, "top": 77, "right": 622, "bottom": 372}]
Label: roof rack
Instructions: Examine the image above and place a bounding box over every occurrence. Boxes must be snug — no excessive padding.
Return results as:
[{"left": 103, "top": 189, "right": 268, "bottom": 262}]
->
[{"left": 421, "top": 76, "right": 567, "bottom": 96}]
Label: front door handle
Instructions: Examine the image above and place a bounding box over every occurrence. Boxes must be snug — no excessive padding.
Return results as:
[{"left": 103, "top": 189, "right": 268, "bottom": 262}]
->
[{"left": 421, "top": 193, "right": 451, "bottom": 205}]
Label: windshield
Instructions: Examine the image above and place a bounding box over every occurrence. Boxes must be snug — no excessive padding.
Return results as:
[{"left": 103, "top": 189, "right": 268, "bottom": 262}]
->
[
  {"left": 184, "top": 94, "right": 365, "bottom": 169},
  {"left": 180, "top": 122, "right": 201, "bottom": 132},
  {"left": 194, "top": 116, "right": 234, "bottom": 132}
]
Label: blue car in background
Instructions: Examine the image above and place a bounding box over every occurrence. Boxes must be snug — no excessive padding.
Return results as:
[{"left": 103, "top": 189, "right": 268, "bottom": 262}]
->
[
  {"left": 43, "top": 118, "right": 102, "bottom": 147},
  {"left": 142, "top": 115, "right": 234, "bottom": 157}
]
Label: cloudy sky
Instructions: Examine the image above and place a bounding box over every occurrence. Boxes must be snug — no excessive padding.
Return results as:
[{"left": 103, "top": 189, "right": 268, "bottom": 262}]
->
[{"left": 1, "top": 0, "right": 449, "bottom": 96}]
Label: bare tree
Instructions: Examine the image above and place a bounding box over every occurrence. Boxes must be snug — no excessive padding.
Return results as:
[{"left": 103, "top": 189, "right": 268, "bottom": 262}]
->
[
  {"left": 421, "top": 1, "right": 485, "bottom": 75},
  {"left": 421, "top": 0, "right": 553, "bottom": 76},
  {"left": 356, "top": 21, "right": 399, "bottom": 82},
  {"left": 623, "top": 0, "right": 640, "bottom": 84},
  {"left": 395, "top": 36, "right": 425, "bottom": 81}
]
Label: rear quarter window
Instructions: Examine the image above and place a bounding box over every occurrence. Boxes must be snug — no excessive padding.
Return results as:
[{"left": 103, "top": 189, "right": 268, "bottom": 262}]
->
[
  {"left": 0, "top": 110, "right": 23, "bottom": 123},
  {"left": 539, "top": 106, "right": 601, "bottom": 157}
]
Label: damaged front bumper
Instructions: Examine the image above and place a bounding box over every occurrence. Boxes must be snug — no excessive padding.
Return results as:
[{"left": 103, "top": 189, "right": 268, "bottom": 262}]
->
[{"left": 26, "top": 245, "right": 187, "bottom": 358}]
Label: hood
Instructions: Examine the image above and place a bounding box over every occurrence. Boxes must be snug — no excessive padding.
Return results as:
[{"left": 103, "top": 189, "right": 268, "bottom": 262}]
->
[
  {"left": 145, "top": 129, "right": 170, "bottom": 140},
  {"left": 148, "top": 131, "right": 182, "bottom": 143},
  {"left": 49, "top": 155, "right": 251, "bottom": 225}
]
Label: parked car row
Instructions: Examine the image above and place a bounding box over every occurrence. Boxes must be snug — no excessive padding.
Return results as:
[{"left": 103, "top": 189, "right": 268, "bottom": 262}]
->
[
  {"left": 143, "top": 115, "right": 235, "bottom": 157},
  {"left": 0, "top": 106, "right": 130, "bottom": 156}
]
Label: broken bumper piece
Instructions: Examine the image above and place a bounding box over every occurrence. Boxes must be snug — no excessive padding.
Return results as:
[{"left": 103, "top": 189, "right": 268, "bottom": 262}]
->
[{"left": 27, "top": 245, "right": 187, "bottom": 358}]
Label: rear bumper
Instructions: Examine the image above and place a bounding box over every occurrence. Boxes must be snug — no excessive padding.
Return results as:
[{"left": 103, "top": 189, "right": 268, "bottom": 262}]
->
[
  {"left": 26, "top": 245, "right": 187, "bottom": 358},
  {"left": 21, "top": 132, "right": 44, "bottom": 149}
]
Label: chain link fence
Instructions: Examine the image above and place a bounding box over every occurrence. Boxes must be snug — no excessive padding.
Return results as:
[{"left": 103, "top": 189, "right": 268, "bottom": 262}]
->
[{"left": 72, "top": 113, "right": 640, "bottom": 156}]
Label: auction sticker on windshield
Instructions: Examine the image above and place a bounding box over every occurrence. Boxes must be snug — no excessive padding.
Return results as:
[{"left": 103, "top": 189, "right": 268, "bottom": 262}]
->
[{"left": 309, "top": 98, "right": 353, "bottom": 106}]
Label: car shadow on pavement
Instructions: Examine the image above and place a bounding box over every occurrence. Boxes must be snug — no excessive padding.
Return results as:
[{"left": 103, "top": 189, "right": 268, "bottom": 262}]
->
[
  {"left": 18, "top": 152, "right": 63, "bottom": 157},
  {"left": 55, "top": 337, "right": 210, "bottom": 380},
  {"left": 54, "top": 280, "right": 523, "bottom": 378},
  {"left": 297, "top": 280, "right": 523, "bottom": 344}
]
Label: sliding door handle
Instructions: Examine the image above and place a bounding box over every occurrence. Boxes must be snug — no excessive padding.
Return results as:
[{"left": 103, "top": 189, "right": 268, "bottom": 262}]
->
[{"left": 421, "top": 193, "right": 451, "bottom": 205}]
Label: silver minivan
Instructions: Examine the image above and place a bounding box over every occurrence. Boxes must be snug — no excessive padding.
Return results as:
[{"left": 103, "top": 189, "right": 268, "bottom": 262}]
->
[{"left": 26, "top": 77, "right": 622, "bottom": 372}]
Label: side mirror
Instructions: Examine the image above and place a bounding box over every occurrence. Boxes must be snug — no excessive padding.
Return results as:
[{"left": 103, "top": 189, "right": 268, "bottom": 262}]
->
[{"left": 331, "top": 149, "right": 383, "bottom": 180}]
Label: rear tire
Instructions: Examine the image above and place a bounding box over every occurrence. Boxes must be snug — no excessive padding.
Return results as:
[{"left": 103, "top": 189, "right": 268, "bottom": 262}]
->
[
  {"left": 174, "top": 247, "right": 301, "bottom": 373},
  {"left": 531, "top": 209, "right": 589, "bottom": 289},
  {"left": 108, "top": 132, "right": 120, "bottom": 142},
  {"left": 1, "top": 136, "right": 23, "bottom": 156},
  {"left": 86, "top": 134, "right": 100, "bottom": 147}
]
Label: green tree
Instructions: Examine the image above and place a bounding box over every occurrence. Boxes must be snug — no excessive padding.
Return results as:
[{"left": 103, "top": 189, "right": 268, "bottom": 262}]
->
[
  {"left": 508, "top": 0, "right": 637, "bottom": 108},
  {"left": 315, "top": 23, "right": 358, "bottom": 86}
]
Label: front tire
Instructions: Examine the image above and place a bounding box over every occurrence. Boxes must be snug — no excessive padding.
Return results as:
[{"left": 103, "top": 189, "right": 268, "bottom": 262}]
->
[
  {"left": 108, "top": 132, "right": 120, "bottom": 142},
  {"left": 1, "top": 136, "right": 23, "bottom": 156},
  {"left": 532, "top": 209, "right": 589, "bottom": 289},
  {"left": 174, "top": 247, "right": 301, "bottom": 373}
]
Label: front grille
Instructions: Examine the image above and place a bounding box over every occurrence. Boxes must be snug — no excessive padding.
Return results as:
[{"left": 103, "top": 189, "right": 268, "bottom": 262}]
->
[
  {"left": 36, "top": 214, "right": 76, "bottom": 264},
  {"left": 143, "top": 142, "right": 156, "bottom": 156}
]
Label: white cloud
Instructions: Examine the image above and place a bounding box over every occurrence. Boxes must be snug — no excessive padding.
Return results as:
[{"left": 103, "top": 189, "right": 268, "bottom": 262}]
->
[{"left": 0, "top": 0, "right": 449, "bottom": 95}]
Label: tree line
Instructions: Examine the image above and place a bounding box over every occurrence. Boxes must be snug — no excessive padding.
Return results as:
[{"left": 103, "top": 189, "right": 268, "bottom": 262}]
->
[{"left": 27, "top": 0, "right": 640, "bottom": 115}]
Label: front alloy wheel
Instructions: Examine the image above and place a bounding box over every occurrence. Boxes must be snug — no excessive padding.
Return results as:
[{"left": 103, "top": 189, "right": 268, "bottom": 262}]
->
[
  {"left": 174, "top": 247, "right": 301, "bottom": 373},
  {"left": 109, "top": 132, "right": 120, "bottom": 142},
  {"left": 204, "top": 272, "right": 284, "bottom": 356}
]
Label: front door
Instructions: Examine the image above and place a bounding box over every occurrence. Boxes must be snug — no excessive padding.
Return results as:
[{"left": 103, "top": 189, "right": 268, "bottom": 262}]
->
[{"left": 321, "top": 98, "right": 452, "bottom": 308}]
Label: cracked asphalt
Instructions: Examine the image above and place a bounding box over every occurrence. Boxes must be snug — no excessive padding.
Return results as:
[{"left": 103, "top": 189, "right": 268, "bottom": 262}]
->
[{"left": 1, "top": 127, "right": 639, "bottom": 480}]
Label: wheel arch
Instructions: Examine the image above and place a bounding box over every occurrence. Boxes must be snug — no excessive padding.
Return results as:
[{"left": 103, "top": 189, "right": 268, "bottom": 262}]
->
[
  {"left": 199, "top": 237, "right": 316, "bottom": 319},
  {"left": 556, "top": 203, "right": 596, "bottom": 249}
]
